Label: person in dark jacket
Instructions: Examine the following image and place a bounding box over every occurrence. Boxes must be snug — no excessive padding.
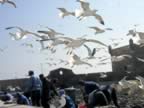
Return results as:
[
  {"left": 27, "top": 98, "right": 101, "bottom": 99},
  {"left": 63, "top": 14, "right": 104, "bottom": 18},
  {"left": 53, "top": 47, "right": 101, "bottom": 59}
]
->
[
  {"left": 39, "top": 74, "right": 58, "bottom": 108},
  {"left": 78, "top": 80, "right": 120, "bottom": 108}
]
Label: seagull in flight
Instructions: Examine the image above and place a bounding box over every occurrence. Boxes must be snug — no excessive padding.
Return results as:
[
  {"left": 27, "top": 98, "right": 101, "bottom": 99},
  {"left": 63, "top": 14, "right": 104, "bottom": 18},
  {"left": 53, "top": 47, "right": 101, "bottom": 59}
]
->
[
  {"left": 21, "top": 43, "right": 33, "bottom": 48},
  {"left": 5, "top": 26, "right": 36, "bottom": 40},
  {"left": 37, "top": 27, "right": 64, "bottom": 39},
  {"left": 57, "top": 8, "right": 75, "bottom": 18},
  {"left": 58, "top": 37, "right": 107, "bottom": 54},
  {"left": 83, "top": 44, "right": 96, "bottom": 59},
  {"left": 68, "top": 53, "right": 92, "bottom": 68},
  {"left": 89, "top": 26, "right": 112, "bottom": 35},
  {"left": 75, "top": 1, "right": 104, "bottom": 25},
  {"left": 0, "top": 0, "right": 16, "bottom": 8},
  {"left": 0, "top": 46, "right": 7, "bottom": 52},
  {"left": 127, "top": 29, "right": 137, "bottom": 37}
]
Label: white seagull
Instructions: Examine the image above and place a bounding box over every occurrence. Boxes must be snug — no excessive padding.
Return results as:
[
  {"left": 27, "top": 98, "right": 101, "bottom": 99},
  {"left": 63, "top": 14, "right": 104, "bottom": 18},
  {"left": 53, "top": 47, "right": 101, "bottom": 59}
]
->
[
  {"left": 68, "top": 53, "right": 92, "bottom": 68},
  {"left": 0, "top": 0, "right": 16, "bottom": 8},
  {"left": 135, "top": 76, "right": 144, "bottom": 89},
  {"left": 57, "top": 8, "right": 75, "bottom": 18},
  {"left": 58, "top": 37, "right": 107, "bottom": 54},
  {"left": 118, "top": 76, "right": 130, "bottom": 87},
  {"left": 99, "top": 72, "right": 107, "bottom": 78},
  {"left": 0, "top": 47, "right": 7, "bottom": 52},
  {"left": 37, "top": 27, "right": 64, "bottom": 39},
  {"left": 89, "top": 26, "right": 112, "bottom": 35},
  {"left": 127, "top": 29, "right": 137, "bottom": 37},
  {"left": 83, "top": 44, "right": 96, "bottom": 59},
  {"left": 21, "top": 43, "right": 33, "bottom": 48},
  {"left": 5, "top": 26, "right": 36, "bottom": 40},
  {"left": 75, "top": 1, "right": 104, "bottom": 25}
]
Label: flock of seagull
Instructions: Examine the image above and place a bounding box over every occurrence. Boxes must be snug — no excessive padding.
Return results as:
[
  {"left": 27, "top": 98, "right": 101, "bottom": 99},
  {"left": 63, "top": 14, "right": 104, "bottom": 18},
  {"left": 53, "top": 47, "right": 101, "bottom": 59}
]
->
[
  {"left": 2, "top": 0, "right": 144, "bottom": 74},
  {"left": 2, "top": 0, "right": 113, "bottom": 68}
]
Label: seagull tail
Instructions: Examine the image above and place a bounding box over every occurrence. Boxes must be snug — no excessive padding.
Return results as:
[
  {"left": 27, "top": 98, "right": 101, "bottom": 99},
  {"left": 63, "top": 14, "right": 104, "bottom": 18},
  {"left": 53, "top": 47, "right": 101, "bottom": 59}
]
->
[{"left": 100, "top": 20, "right": 104, "bottom": 25}]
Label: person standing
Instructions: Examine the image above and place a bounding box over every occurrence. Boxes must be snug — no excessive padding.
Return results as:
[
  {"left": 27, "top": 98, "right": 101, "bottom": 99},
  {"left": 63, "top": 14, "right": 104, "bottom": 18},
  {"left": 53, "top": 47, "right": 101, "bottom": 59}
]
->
[
  {"left": 27, "top": 70, "right": 42, "bottom": 106},
  {"left": 39, "top": 74, "right": 58, "bottom": 108}
]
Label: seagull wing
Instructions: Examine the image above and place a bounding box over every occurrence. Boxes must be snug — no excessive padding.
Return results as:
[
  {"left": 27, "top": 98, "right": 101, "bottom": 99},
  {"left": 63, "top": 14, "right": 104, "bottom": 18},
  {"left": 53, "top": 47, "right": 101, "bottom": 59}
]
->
[
  {"left": 91, "top": 48, "right": 96, "bottom": 56},
  {"left": 7, "top": 0, "right": 16, "bottom": 8},
  {"left": 105, "top": 28, "right": 113, "bottom": 30},
  {"left": 80, "top": 61, "right": 93, "bottom": 67},
  {"left": 89, "top": 26, "right": 102, "bottom": 32},
  {"left": 5, "top": 26, "right": 24, "bottom": 32},
  {"left": 83, "top": 44, "right": 92, "bottom": 56},
  {"left": 86, "top": 39, "right": 107, "bottom": 47},
  {"left": 57, "top": 8, "right": 67, "bottom": 13},
  {"left": 72, "top": 53, "right": 80, "bottom": 60},
  {"left": 79, "top": 1, "right": 90, "bottom": 11},
  {"left": 57, "top": 36, "right": 74, "bottom": 42},
  {"left": 137, "top": 32, "right": 144, "bottom": 38},
  {"left": 94, "top": 14, "right": 104, "bottom": 25},
  {"left": 37, "top": 30, "right": 49, "bottom": 34},
  {"left": 47, "top": 28, "right": 56, "bottom": 32}
]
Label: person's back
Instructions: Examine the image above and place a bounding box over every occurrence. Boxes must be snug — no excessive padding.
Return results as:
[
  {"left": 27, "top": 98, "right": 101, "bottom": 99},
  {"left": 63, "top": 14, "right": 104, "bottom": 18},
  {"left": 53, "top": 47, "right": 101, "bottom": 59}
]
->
[
  {"left": 84, "top": 81, "right": 100, "bottom": 95},
  {"left": 65, "top": 95, "right": 76, "bottom": 108},
  {"left": 16, "top": 93, "right": 30, "bottom": 105},
  {"left": 2, "top": 92, "right": 14, "bottom": 103},
  {"left": 59, "top": 89, "right": 76, "bottom": 108},
  {"left": 29, "top": 75, "right": 42, "bottom": 91},
  {"left": 27, "top": 70, "right": 42, "bottom": 106}
]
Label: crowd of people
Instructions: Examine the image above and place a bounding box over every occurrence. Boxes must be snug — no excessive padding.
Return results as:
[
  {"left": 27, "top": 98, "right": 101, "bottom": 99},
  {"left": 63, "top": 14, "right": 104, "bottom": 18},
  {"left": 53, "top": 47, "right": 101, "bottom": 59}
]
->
[{"left": 0, "top": 70, "right": 120, "bottom": 108}]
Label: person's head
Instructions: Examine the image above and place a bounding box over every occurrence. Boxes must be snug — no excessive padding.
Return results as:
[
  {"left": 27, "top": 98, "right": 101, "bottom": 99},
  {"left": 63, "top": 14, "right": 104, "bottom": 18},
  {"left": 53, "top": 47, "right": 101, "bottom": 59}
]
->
[
  {"left": 59, "top": 89, "right": 65, "bottom": 96},
  {"left": 78, "top": 80, "right": 85, "bottom": 86},
  {"left": 39, "top": 74, "right": 44, "bottom": 80},
  {"left": 4, "top": 91, "right": 7, "bottom": 95},
  {"left": 16, "top": 92, "right": 21, "bottom": 98},
  {"left": 28, "top": 70, "right": 34, "bottom": 76},
  {"left": 52, "top": 78, "right": 58, "bottom": 84}
]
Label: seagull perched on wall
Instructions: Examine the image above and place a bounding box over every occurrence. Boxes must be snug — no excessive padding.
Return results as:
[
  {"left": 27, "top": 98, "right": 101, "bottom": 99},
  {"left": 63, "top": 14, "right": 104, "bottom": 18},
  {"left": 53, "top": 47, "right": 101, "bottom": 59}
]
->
[
  {"left": 5, "top": 26, "right": 37, "bottom": 40},
  {"left": 83, "top": 44, "right": 96, "bottom": 59},
  {"left": 57, "top": 8, "right": 75, "bottom": 18},
  {"left": 0, "top": 0, "right": 16, "bottom": 8},
  {"left": 68, "top": 53, "right": 92, "bottom": 68},
  {"left": 89, "top": 26, "right": 112, "bottom": 35},
  {"left": 37, "top": 27, "right": 64, "bottom": 39},
  {"left": 75, "top": 1, "right": 104, "bottom": 25}
]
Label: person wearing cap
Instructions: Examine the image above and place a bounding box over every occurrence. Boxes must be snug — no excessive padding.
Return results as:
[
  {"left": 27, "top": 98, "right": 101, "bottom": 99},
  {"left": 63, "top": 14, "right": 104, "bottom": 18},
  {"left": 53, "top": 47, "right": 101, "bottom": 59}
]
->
[
  {"left": 27, "top": 70, "right": 42, "bottom": 106},
  {"left": 16, "top": 92, "right": 30, "bottom": 105}
]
